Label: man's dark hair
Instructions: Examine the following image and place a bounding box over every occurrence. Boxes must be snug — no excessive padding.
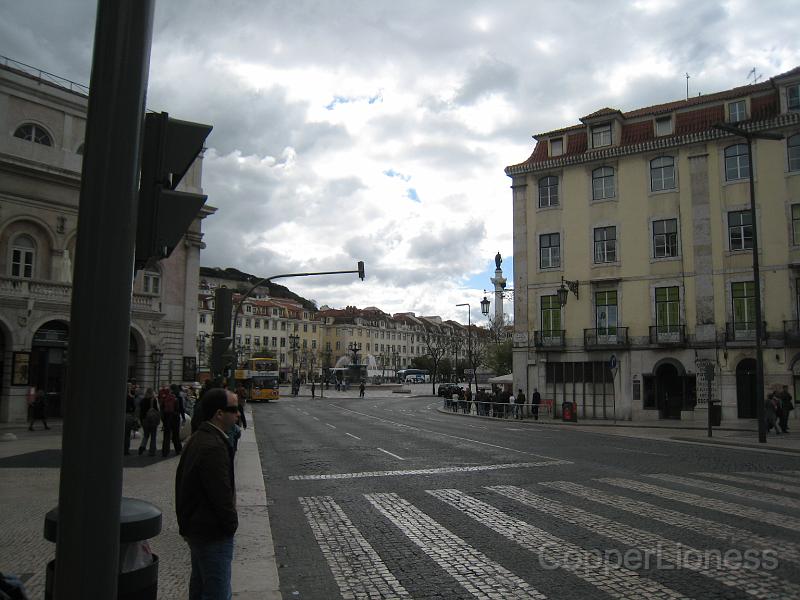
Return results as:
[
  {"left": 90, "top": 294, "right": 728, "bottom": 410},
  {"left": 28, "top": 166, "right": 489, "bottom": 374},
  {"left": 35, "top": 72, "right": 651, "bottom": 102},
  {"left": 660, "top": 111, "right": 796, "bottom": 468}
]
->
[{"left": 201, "top": 388, "right": 228, "bottom": 421}]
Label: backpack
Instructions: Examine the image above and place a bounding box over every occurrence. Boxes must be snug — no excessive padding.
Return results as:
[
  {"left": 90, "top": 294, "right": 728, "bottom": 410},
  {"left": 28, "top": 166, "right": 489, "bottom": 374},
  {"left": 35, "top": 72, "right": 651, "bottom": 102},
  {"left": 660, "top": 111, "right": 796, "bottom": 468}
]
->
[
  {"left": 144, "top": 403, "right": 161, "bottom": 428},
  {"left": 160, "top": 393, "right": 176, "bottom": 415}
]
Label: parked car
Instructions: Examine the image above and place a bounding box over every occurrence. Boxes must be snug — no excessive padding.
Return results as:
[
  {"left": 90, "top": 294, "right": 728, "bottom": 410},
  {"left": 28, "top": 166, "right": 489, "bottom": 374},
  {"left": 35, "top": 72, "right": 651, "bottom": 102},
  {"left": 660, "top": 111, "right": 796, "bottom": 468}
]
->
[{"left": 437, "top": 383, "right": 462, "bottom": 398}]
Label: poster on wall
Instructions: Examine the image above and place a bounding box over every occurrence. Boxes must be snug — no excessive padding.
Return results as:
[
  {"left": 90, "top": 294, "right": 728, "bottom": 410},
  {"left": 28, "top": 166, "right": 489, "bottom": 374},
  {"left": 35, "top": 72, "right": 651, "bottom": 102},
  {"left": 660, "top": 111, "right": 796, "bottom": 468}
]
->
[
  {"left": 182, "top": 356, "right": 197, "bottom": 383},
  {"left": 12, "top": 352, "right": 31, "bottom": 386}
]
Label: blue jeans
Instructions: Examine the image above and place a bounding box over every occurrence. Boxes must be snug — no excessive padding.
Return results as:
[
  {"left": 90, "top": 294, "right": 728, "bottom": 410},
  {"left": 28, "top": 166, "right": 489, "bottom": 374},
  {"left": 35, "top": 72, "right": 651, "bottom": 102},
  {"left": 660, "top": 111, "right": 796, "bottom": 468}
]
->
[{"left": 188, "top": 537, "right": 234, "bottom": 600}]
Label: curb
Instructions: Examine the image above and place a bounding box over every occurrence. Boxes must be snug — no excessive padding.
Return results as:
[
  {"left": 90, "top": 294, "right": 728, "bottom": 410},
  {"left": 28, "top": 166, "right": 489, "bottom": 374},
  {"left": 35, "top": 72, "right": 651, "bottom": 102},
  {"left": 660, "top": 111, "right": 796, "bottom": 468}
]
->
[{"left": 670, "top": 436, "right": 800, "bottom": 454}]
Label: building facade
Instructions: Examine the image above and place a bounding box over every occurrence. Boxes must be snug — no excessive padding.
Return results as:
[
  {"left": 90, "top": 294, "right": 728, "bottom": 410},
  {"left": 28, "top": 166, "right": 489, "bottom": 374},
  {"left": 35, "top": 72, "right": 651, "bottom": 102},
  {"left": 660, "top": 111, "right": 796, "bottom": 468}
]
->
[
  {"left": 507, "top": 66, "right": 800, "bottom": 425},
  {"left": 0, "top": 57, "right": 212, "bottom": 422}
]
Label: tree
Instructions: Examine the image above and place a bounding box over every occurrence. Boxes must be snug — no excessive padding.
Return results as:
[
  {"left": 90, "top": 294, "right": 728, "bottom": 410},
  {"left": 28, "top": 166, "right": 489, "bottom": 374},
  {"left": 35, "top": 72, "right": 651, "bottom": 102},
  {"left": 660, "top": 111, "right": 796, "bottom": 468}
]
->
[
  {"left": 485, "top": 338, "right": 512, "bottom": 375},
  {"left": 421, "top": 329, "right": 450, "bottom": 395},
  {"left": 465, "top": 326, "right": 490, "bottom": 394}
]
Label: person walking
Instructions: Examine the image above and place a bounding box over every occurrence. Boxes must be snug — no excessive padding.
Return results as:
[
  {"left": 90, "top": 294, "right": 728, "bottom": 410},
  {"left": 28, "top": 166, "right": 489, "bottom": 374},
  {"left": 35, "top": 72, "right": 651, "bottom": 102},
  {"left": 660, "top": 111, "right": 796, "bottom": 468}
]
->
[
  {"left": 515, "top": 388, "right": 526, "bottom": 419},
  {"left": 779, "top": 385, "right": 794, "bottom": 433},
  {"left": 175, "top": 388, "right": 239, "bottom": 600},
  {"left": 765, "top": 392, "right": 780, "bottom": 434},
  {"left": 28, "top": 388, "right": 50, "bottom": 431},
  {"left": 124, "top": 387, "right": 138, "bottom": 455},
  {"left": 160, "top": 385, "right": 183, "bottom": 456},
  {"left": 531, "top": 388, "right": 542, "bottom": 421},
  {"left": 311, "top": 381, "right": 316, "bottom": 399},
  {"left": 359, "top": 381, "right": 365, "bottom": 398},
  {"left": 138, "top": 388, "right": 160, "bottom": 456}
]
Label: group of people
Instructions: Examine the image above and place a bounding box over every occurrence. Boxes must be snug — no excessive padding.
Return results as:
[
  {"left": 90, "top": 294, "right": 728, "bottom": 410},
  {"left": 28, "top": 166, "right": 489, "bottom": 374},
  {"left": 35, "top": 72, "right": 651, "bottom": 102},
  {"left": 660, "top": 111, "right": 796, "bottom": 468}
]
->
[
  {"left": 765, "top": 384, "right": 794, "bottom": 434},
  {"left": 124, "top": 381, "right": 192, "bottom": 456},
  {"left": 446, "top": 386, "right": 542, "bottom": 420}
]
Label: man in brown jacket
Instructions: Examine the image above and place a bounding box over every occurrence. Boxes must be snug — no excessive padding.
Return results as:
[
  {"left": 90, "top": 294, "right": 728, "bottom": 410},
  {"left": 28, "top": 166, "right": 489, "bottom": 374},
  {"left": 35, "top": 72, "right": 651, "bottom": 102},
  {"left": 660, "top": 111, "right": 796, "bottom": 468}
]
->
[{"left": 175, "top": 388, "right": 239, "bottom": 600}]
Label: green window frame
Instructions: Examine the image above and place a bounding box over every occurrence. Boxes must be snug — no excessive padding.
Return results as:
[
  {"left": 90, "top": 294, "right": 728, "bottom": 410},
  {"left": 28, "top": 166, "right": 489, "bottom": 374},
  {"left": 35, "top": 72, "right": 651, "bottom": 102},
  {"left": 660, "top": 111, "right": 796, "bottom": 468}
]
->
[
  {"left": 655, "top": 287, "right": 680, "bottom": 333},
  {"left": 540, "top": 295, "right": 562, "bottom": 335},
  {"left": 595, "top": 290, "right": 618, "bottom": 335},
  {"left": 732, "top": 281, "right": 756, "bottom": 330}
]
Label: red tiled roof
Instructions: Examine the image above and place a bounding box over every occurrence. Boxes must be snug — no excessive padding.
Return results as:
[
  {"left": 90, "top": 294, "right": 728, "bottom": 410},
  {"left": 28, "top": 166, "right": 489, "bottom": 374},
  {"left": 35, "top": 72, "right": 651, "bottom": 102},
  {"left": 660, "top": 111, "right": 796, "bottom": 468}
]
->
[
  {"left": 581, "top": 107, "right": 622, "bottom": 120},
  {"left": 566, "top": 131, "right": 587, "bottom": 154},
  {"left": 620, "top": 120, "right": 654, "bottom": 145}
]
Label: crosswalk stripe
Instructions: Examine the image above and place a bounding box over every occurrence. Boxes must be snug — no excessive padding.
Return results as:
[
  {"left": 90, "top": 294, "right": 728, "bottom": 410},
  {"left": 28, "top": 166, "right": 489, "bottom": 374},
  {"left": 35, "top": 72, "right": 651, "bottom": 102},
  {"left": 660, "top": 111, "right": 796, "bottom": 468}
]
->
[
  {"left": 289, "top": 460, "right": 569, "bottom": 480},
  {"left": 365, "top": 492, "right": 546, "bottom": 599},
  {"left": 541, "top": 480, "right": 800, "bottom": 565},
  {"left": 648, "top": 474, "right": 800, "bottom": 510},
  {"left": 490, "top": 485, "right": 798, "bottom": 600},
  {"left": 694, "top": 472, "right": 800, "bottom": 495},
  {"left": 298, "top": 496, "right": 411, "bottom": 599},
  {"left": 429, "top": 489, "right": 689, "bottom": 600},
  {"left": 737, "top": 471, "right": 800, "bottom": 485},
  {"left": 600, "top": 478, "right": 800, "bottom": 532}
]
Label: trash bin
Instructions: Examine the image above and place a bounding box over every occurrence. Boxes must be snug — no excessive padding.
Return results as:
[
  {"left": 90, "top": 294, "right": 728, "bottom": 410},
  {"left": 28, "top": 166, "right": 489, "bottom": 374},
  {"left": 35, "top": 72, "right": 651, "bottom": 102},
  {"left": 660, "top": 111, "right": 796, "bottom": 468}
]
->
[
  {"left": 44, "top": 497, "right": 162, "bottom": 600},
  {"left": 709, "top": 401, "right": 722, "bottom": 427},
  {"left": 562, "top": 401, "right": 577, "bottom": 422}
]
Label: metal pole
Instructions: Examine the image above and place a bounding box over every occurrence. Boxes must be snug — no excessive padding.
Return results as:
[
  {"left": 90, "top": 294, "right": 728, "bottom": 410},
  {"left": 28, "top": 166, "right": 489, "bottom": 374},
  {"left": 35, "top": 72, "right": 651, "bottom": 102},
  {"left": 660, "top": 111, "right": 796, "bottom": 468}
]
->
[
  {"left": 55, "top": 1, "right": 154, "bottom": 597},
  {"left": 746, "top": 137, "right": 767, "bottom": 443}
]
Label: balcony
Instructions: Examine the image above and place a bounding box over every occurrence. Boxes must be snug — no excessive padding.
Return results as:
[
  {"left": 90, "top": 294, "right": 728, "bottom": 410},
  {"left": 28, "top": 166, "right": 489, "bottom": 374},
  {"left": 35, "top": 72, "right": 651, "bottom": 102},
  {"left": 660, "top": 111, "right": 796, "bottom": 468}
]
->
[
  {"left": 785, "top": 321, "right": 800, "bottom": 345},
  {"left": 0, "top": 275, "right": 159, "bottom": 312},
  {"left": 725, "top": 321, "right": 768, "bottom": 343},
  {"left": 534, "top": 330, "right": 565, "bottom": 348},
  {"left": 649, "top": 325, "right": 686, "bottom": 346},
  {"left": 584, "top": 327, "right": 629, "bottom": 349}
]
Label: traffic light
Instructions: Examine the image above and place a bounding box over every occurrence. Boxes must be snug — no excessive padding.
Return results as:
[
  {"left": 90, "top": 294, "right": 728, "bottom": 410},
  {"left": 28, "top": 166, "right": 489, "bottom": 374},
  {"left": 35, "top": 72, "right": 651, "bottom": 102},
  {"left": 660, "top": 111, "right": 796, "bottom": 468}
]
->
[
  {"left": 135, "top": 111, "right": 212, "bottom": 269},
  {"left": 211, "top": 335, "right": 232, "bottom": 378},
  {"left": 358, "top": 260, "right": 365, "bottom": 280}
]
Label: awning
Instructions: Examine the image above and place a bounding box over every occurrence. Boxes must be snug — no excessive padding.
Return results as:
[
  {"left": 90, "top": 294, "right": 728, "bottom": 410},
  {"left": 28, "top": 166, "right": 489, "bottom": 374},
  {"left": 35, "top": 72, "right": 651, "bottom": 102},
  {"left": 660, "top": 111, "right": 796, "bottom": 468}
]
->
[{"left": 487, "top": 373, "right": 513, "bottom": 384}]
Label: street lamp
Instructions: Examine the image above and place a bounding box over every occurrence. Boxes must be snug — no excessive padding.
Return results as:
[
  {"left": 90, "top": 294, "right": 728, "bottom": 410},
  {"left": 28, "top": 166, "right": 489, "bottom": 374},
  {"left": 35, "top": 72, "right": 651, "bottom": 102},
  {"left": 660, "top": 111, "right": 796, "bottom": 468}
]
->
[
  {"left": 713, "top": 122, "right": 784, "bottom": 444},
  {"left": 456, "top": 303, "right": 473, "bottom": 396},
  {"left": 150, "top": 347, "right": 163, "bottom": 388},
  {"left": 289, "top": 334, "right": 300, "bottom": 392},
  {"left": 480, "top": 295, "right": 491, "bottom": 316},
  {"left": 557, "top": 276, "right": 580, "bottom": 308}
]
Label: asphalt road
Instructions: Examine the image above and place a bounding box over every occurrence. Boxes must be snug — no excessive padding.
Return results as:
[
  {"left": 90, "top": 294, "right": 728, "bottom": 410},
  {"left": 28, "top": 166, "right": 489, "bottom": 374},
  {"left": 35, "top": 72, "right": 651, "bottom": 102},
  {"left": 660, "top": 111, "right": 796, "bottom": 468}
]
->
[{"left": 254, "top": 395, "right": 800, "bottom": 600}]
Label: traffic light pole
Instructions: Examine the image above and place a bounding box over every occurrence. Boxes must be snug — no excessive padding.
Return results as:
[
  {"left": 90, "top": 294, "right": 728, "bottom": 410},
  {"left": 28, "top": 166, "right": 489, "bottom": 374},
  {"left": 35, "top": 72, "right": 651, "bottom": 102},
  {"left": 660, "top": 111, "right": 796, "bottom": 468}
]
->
[{"left": 56, "top": 1, "right": 155, "bottom": 598}]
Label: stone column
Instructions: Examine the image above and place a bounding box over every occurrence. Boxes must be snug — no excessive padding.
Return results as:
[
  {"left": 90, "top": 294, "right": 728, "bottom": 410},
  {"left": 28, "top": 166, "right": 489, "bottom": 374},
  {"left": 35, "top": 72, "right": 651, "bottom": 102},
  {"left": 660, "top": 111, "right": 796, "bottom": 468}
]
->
[{"left": 511, "top": 175, "right": 529, "bottom": 396}]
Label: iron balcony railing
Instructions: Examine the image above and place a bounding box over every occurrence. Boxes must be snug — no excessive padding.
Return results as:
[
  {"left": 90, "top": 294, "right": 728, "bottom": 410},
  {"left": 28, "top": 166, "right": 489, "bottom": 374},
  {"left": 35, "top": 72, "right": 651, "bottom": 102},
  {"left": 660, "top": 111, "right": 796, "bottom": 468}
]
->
[
  {"left": 534, "top": 330, "right": 566, "bottom": 348},
  {"left": 648, "top": 324, "right": 686, "bottom": 345},
  {"left": 725, "top": 321, "right": 768, "bottom": 342},
  {"left": 784, "top": 320, "right": 800, "bottom": 345},
  {"left": 584, "top": 327, "right": 629, "bottom": 348}
]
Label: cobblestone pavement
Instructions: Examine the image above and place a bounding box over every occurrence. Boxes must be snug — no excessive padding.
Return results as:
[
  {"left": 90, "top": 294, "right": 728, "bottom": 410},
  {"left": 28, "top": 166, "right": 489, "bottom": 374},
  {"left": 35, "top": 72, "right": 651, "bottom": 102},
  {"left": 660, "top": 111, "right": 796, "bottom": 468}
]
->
[{"left": 258, "top": 395, "right": 800, "bottom": 600}]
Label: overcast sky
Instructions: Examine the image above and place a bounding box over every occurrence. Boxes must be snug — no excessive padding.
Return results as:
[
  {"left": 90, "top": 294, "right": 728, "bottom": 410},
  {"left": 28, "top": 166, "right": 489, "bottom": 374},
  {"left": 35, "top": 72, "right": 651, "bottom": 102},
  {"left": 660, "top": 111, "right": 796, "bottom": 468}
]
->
[{"left": 3, "top": 0, "right": 799, "bottom": 323}]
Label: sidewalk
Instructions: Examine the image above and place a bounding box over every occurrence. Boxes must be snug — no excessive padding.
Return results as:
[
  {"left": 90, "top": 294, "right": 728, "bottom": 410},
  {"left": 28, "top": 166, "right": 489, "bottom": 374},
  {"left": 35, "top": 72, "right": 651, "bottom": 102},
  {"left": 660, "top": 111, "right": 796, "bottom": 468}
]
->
[
  {"left": 0, "top": 407, "right": 281, "bottom": 600},
  {"left": 436, "top": 406, "right": 800, "bottom": 454}
]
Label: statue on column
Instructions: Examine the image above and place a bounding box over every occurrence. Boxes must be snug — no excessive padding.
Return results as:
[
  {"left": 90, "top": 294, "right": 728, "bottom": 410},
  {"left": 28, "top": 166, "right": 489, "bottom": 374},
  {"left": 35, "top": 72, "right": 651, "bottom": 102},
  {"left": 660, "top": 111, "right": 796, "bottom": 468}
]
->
[{"left": 495, "top": 252, "right": 502, "bottom": 269}]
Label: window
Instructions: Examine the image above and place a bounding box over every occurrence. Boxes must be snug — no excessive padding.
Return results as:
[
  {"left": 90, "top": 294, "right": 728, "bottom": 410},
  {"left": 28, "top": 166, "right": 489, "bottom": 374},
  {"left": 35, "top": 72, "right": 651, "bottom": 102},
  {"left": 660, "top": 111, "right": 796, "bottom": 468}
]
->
[
  {"left": 312, "top": 324, "right": 317, "bottom": 333},
  {"left": 732, "top": 282, "right": 756, "bottom": 331},
  {"left": 788, "top": 134, "right": 800, "bottom": 172},
  {"left": 272, "top": 308, "right": 279, "bottom": 316},
  {"left": 792, "top": 204, "right": 800, "bottom": 245},
  {"left": 728, "top": 100, "right": 746, "bottom": 123},
  {"left": 143, "top": 271, "right": 160, "bottom": 294},
  {"left": 653, "top": 218, "right": 678, "bottom": 258},
  {"left": 244, "top": 335, "right": 251, "bottom": 346},
  {"left": 253, "top": 336, "right": 260, "bottom": 347},
  {"left": 593, "top": 226, "right": 617, "bottom": 263},
  {"left": 280, "top": 321, "right": 286, "bottom": 330},
  {"left": 789, "top": 84, "right": 800, "bottom": 111},
  {"left": 539, "top": 233, "right": 561, "bottom": 269},
  {"left": 199, "top": 313, "right": 207, "bottom": 324},
  {"left": 650, "top": 156, "right": 675, "bottom": 191},
  {"left": 592, "top": 124, "right": 612, "bottom": 148},
  {"left": 280, "top": 338, "right": 286, "bottom": 347},
  {"left": 303, "top": 324, "right": 308, "bottom": 332},
  {"left": 254, "top": 319, "right": 260, "bottom": 329},
  {"left": 538, "top": 176, "right": 559, "bottom": 207},
  {"left": 336, "top": 341, "right": 341, "bottom": 350},
  {"left": 245, "top": 305, "right": 251, "bottom": 313},
  {"left": 595, "top": 291, "right": 618, "bottom": 335},
  {"left": 272, "top": 337, "right": 277, "bottom": 347},
  {"left": 13, "top": 123, "right": 52, "bottom": 146},
  {"left": 551, "top": 138, "right": 563, "bottom": 156},
  {"left": 236, "top": 318, "right": 242, "bottom": 328},
  {"left": 655, "top": 117, "right": 673, "bottom": 136},
  {"left": 655, "top": 287, "right": 680, "bottom": 333},
  {"left": 728, "top": 210, "right": 752, "bottom": 251},
  {"left": 540, "top": 295, "right": 561, "bottom": 335},
  {"left": 725, "top": 144, "right": 750, "bottom": 181},
  {"left": 245, "top": 318, "right": 251, "bottom": 328},
  {"left": 10, "top": 234, "right": 35, "bottom": 278},
  {"left": 312, "top": 339, "right": 317, "bottom": 349},
  {"left": 591, "top": 166, "right": 615, "bottom": 200}
]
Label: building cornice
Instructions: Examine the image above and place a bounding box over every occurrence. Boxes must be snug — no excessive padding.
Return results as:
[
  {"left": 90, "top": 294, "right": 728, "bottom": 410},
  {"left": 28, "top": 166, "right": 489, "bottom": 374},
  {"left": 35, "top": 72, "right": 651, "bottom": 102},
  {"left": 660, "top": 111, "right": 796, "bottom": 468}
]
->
[{"left": 505, "top": 113, "right": 800, "bottom": 177}]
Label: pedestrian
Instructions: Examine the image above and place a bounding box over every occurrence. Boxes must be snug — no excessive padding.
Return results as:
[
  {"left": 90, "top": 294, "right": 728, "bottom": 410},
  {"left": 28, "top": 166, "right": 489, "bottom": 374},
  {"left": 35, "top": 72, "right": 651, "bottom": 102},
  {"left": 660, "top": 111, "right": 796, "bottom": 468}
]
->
[
  {"left": 451, "top": 389, "right": 460, "bottom": 413},
  {"left": 779, "top": 385, "right": 794, "bottom": 433},
  {"left": 28, "top": 388, "right": 50, "bottom": 431},
  {"left": 175, "top": 388, "right": 239, "bottom": 600},
  {"left": 359, "top": 381, "right": 365, "bottom": 398},
  {"left": 160, "top": 385, "right": 183, "bottom": 456},
  {"left": 138, "top": 388, "right": 160, "bottom": 456},
  {"left": 532, "top": 388, "right": 541, "bottom": 421},
  {"left": 124, "top": 386, "right": 138, "bottom": 455},
  {"left": 515, "top": 388, "right": 526, "bottom": 419},
  {"left": 464, "top": 386, "right": 472, "bottom": 414},
  {"left": 311, "top": 381, "right": 316, "bottom": 399},
  {"left": 765, "top": 392, "right": 780, "bottom": 434}
]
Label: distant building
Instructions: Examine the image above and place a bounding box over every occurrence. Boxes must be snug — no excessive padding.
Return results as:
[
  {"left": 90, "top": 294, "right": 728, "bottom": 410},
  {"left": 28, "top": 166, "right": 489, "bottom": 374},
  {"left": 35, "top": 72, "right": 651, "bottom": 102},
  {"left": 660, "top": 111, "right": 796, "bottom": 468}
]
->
[
  {"left": 0, "top": 57, "right": 213, "bottom": 422},
  {"left": 507, "top": 66, "right": 800, "bottom": 424}
]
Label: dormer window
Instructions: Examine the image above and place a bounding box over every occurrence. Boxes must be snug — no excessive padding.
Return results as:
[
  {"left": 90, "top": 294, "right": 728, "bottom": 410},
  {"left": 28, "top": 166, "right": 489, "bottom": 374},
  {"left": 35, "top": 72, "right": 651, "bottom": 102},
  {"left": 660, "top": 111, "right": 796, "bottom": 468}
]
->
[
  {"left": 728, "top": 100, "right": 747, "bottom": 123},
  {"left": 592, "top": 124, "right": 612, "bottom": 148},
  {"left": 789, "top": 84, "right": 800, "bottom": 111},
  {"left": 550, "top": 138, "right": 563, "bottom": 157},
  {"left": 655, "top": 117, "right": 673, "bottom": 136}
]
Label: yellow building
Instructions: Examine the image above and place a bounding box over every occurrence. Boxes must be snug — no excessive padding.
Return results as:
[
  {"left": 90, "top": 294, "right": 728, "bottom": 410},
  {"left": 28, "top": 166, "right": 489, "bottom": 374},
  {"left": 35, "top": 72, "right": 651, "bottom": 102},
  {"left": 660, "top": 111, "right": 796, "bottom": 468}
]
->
[{"left": 506, "top": 66, "right": 800, "bottom": 425}]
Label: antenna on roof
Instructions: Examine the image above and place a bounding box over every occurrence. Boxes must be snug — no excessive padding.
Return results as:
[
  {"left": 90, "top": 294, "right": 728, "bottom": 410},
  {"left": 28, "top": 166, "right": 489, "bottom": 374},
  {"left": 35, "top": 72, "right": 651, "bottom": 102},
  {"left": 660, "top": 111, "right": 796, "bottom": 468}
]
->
[
  {"left": 748, "top": 67, "right": 762, "bottom": 84},
  {"left": 685, "top": 72, "right": 690, "bottom": 100}
]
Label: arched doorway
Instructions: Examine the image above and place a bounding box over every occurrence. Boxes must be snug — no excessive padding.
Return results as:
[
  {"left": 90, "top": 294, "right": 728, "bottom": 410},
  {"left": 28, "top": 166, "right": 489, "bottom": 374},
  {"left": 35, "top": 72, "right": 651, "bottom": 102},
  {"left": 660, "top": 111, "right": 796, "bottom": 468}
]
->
[
  {"left": 655, "top": 363, "right": 683, "bottom": 419},
  {"left": 736, "top": 358, "right": 757, "bottom": 418},
  {"left": 31, "top": 320, "right": 69, "bottom": 417}
]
